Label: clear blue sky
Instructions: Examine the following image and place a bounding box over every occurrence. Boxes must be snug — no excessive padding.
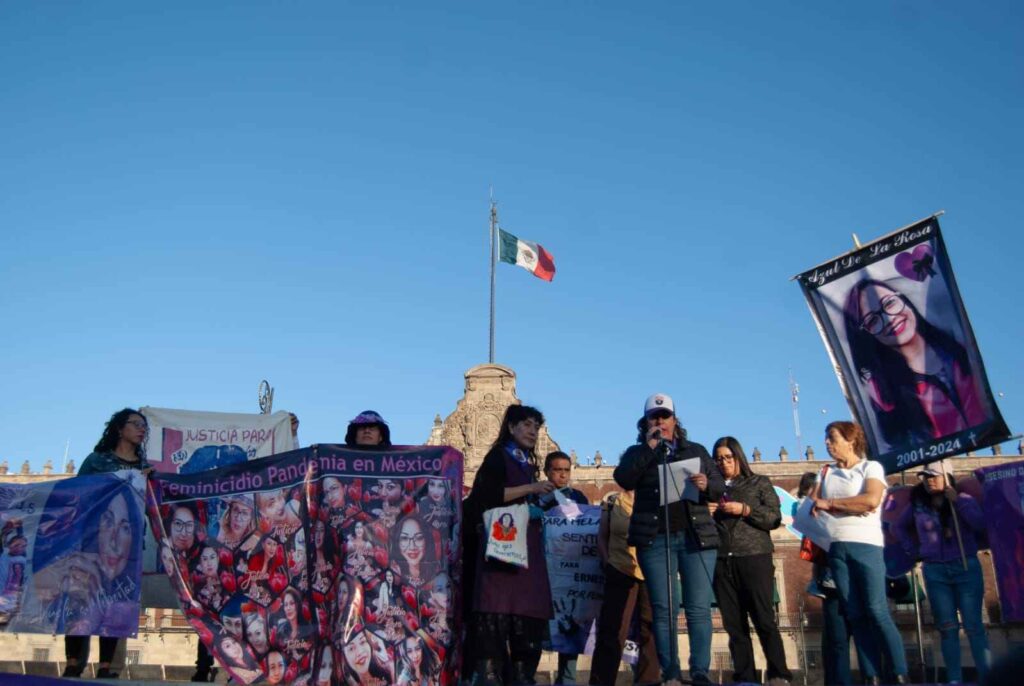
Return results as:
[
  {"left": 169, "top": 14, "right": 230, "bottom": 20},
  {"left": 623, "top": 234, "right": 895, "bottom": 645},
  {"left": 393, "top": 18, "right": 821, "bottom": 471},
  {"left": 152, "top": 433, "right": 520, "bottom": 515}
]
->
[{"left": 2, "top": 2, "right": 1021, "bottom": 471}]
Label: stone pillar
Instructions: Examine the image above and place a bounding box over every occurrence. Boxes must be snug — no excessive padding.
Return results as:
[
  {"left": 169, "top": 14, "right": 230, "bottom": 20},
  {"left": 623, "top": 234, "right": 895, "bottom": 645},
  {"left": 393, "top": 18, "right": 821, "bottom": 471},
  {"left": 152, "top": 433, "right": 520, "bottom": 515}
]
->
[
  {"left": 992, "top": 444, "right": 1003, "bottom": 456},
  {"left": 594, "top": 451, "right": 603, "bottom": 467},
  {"left": 779, "top": 446, "right": 789, "bottom": 462},
  {"left": 805, "top": 446, "right": 815, "bottom": 461},
  {"left": 752, "top": 447, "right": 762, "bottom": 462}
]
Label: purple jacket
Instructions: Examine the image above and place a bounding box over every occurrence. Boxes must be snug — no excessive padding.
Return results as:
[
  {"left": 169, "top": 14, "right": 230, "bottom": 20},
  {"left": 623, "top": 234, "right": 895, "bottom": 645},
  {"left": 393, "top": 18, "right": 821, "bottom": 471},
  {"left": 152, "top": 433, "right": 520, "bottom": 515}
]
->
[{"left": 896, "top": 491, "right": 985, "bottom": 564}]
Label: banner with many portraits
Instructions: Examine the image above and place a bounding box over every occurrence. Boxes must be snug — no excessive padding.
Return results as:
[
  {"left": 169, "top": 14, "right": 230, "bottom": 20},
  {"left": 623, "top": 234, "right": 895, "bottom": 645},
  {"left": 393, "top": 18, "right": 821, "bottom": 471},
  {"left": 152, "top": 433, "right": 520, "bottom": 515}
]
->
[
  {"left": 148, "top": 445, "right": 462, "bottom": 686},
  {"left": 797, "top": 216, "right": 1010, "bottom": 473},
  {"left": 0, "top": 472, "right": 145, "bottom": 636}
]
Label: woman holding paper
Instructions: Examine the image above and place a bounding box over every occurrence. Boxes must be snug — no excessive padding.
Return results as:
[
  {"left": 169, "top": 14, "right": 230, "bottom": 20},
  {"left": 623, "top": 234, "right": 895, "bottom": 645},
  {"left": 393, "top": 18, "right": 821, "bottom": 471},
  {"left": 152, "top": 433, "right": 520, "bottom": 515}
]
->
[
  {"left": 812, "top": 421, "right": 908, "bottom": 685},
  {"left": 707, "top": 437, "right": 791, "bottom": 685},
  {"left": 465, "top": 404, "right": 556, "bottom": 686},
  {"left": 613, "top": 393, "right": 724, "bottom": 686}
]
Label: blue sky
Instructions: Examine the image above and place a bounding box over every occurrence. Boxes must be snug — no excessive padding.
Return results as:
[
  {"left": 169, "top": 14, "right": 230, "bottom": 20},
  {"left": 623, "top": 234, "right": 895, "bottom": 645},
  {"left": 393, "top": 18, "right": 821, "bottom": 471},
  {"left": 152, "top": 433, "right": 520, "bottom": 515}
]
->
[{"left": 2, "top": 2, "right": 1021, "bottom": 471}]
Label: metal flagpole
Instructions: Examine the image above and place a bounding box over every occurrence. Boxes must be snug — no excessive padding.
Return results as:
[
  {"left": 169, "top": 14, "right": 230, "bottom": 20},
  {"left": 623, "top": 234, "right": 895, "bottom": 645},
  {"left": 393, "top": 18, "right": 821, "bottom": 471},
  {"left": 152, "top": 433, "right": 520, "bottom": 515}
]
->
[{"left": 489, "top": 193, "right": 497, "bottom": 363}]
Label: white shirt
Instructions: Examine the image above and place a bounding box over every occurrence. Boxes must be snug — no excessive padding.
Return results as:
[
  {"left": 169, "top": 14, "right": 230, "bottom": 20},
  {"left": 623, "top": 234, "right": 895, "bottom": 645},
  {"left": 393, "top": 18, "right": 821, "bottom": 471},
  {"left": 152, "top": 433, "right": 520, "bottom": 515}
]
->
[{"left": 820, "top": 459, "right": 886, "bottom": 547}]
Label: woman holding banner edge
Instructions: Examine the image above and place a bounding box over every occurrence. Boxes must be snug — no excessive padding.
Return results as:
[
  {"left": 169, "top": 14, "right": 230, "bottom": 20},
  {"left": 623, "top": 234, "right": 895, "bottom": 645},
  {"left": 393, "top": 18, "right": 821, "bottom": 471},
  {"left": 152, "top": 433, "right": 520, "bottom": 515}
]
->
[
  {"left": 63, "top": 408, "right": 151, "bottom": 679},
  {"left": 812, "top": 421, "right": 908, "bottom": 685},
  {"left": 613, "top": 394, "right": 723, "bottom": 686}
]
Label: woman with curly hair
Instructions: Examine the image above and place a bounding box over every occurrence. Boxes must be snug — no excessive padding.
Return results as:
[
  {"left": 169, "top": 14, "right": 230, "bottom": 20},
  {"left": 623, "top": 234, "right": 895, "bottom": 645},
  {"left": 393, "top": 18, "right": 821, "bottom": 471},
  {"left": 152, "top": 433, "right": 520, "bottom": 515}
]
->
[{"left": 63, "top": 408, "right": 150, "bottom": 679}]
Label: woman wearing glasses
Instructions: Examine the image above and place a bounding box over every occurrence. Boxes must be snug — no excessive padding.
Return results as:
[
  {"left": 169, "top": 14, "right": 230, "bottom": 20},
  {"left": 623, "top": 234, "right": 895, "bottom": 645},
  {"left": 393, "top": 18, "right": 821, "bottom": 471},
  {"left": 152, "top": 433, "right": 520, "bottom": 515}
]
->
[
  {"left": 390, "top": 514, "right": 438, "bottom": 590},
  {"left": 843, "top": 278, "right": 986, "bottom": 451},
  {"left": 465, "top": 404, "right": 556, "bottom": 686},
  {"left": 613, "top": 394, "right": 724, "bottom": 686},
  {"left": 63, "top": 408, "right": 150, "bottom": 679},
  {"left": 707, "top": 437, "right": 791, "bottom": 686}
]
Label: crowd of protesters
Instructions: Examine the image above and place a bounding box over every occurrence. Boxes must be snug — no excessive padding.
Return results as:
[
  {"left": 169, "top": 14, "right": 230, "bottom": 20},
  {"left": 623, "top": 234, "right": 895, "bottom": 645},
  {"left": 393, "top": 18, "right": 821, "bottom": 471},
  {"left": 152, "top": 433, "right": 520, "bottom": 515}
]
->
[{"left": 41, "top": 397, "right": 995, "bottom": 686}]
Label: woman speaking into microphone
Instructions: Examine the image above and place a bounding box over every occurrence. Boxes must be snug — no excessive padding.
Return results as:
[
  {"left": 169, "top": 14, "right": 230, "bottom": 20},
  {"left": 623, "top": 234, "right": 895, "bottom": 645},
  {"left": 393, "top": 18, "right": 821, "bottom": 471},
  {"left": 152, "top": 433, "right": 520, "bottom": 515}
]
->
[{"left": 613, "top": 394, "right": 724, "bottom": 686}]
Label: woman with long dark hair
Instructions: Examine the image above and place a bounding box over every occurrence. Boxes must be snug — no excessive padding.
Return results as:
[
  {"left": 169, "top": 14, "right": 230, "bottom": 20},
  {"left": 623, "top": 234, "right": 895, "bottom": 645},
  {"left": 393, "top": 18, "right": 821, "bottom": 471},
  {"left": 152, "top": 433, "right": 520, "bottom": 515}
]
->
[
  {"left": 397, "top": 631, "right": 442, "bottom": 686},
  {"left": 812, "top": 421, "right": 907, "bottom": 685},
  {"left": 895, "top": 460, "right": 990, "bottom": 683},
  {"left": 63, "top": 408, "right": 150, "bottom": 679},
  {"left": 613, "top": 393, "right": 723, "bottom": 686},
  {"left": 465, "top": 404, "right": 556, "bottom": 686},
  {"left": 342, "top": 626, "right": 394, "bottom": 686},
  {"left": 391, "top": 514, "right": 439, "bottom": 589},
  {"left": 843, "top": 278, "right": 987, "bottom": 450},
  {"left": 708, "top": 437, "right": 791, "bottom": 685}
]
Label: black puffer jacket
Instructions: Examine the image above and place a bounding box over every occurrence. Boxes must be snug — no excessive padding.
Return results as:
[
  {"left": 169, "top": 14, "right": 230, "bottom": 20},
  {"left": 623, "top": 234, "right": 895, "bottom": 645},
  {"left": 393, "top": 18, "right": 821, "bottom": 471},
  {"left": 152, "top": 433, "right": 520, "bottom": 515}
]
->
[
  {"left": 613, "top": 439, "right": 724, "bottom": 549},
  {"left": 713, "top": 473, "right": 781, "bottom": 557}
]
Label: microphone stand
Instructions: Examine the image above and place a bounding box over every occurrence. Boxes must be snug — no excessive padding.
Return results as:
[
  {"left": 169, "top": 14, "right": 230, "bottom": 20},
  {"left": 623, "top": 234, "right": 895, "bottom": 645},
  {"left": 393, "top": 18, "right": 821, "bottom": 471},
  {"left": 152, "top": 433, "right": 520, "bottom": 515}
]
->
[{"left": 657, "top": 438, "right": 677, "bottom": 679}]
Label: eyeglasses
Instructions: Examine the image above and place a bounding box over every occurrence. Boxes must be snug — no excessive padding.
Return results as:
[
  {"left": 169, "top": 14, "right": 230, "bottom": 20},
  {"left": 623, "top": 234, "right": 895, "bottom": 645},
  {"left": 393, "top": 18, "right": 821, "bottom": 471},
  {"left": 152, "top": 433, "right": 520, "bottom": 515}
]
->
[
  {"left": 399, "top": 533, "right": 425, "bottom": 548},
  {"left": 647, "top": 410, "right": 672, "bottom": 420},
  {"left": 713, "top": 455, "right": 735, "bottom": 462},
  {"left": 172, "top": 520, "right": 195, "bottom": 534},
  {"left": 859, "top": 294, "right": 906, "bottom": 335},
  {"left": 125, "top": 420, "right": 147, "bottom": 429}
]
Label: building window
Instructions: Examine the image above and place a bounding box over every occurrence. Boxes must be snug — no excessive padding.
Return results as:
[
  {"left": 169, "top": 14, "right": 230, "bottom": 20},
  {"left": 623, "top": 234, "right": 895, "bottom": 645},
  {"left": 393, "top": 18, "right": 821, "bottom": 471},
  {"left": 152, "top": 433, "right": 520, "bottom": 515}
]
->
[
  {"left": 32, "top": 648, "right": 50, "bottom": 662},
  {"left": 126, "top": 649, "right": 141, "bottom": 665},
  {"left": 712, "top": 649, "right": 732, "bottom": 671}
]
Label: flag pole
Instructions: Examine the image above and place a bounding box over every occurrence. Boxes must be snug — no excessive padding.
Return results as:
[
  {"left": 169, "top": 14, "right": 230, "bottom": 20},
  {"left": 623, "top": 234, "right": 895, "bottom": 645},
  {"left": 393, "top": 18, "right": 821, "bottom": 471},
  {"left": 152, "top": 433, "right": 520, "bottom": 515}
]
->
[{"left": 489, "top": 192, "right": 497, "bottom": 363}]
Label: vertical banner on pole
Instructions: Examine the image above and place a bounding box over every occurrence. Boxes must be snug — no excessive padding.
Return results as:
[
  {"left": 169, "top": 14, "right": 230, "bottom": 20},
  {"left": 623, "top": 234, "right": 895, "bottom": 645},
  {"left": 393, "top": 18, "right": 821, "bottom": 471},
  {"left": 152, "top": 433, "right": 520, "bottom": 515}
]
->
[{"left": 796, "top": 216, "right": 1010, "bottom": 473}]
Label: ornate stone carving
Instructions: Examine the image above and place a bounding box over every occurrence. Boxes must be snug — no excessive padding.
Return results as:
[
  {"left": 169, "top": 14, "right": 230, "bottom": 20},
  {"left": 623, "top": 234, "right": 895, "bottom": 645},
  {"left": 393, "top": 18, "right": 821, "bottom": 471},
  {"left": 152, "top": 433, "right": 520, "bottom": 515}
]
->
[
  {"left": 426, "top": 363, "right": 560, "bottom": 479},
  {"left": 20, "top": 461, "right": 30, "bottom": 475}
]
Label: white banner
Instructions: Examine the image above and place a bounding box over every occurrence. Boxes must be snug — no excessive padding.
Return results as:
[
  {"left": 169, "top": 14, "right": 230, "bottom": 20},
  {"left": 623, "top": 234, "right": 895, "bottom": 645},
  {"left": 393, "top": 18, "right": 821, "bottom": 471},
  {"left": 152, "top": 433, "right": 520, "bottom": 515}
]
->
[
  {"left": 543, "top": 504, "right": 603, "bottom": 654},
  {"left": 141, "top": 407, "right": 294, "bottom": 475}
]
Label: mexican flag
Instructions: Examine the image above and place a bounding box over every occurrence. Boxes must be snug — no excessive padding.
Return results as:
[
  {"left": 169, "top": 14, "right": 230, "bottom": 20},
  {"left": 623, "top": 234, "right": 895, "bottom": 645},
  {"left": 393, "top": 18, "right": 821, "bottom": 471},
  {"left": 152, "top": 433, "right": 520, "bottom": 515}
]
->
[{"left": 498, "top": 228, "right": 556, "bottom": 282}]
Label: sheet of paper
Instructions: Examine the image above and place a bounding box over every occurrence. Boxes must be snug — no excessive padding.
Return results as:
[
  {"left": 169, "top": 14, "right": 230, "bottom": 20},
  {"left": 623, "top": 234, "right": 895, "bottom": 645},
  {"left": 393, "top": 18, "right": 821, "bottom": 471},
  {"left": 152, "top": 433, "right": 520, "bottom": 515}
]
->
[{"left": 658, "top": 457, "right": 701, "bottom": 505}]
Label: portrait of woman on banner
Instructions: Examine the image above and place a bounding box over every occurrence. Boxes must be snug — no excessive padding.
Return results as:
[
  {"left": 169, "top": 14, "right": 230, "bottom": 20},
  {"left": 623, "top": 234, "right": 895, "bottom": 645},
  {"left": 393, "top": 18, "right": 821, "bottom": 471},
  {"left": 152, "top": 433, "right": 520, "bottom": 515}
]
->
[{"left": 841, "top": 266, "right": 989, "bottom": 453}]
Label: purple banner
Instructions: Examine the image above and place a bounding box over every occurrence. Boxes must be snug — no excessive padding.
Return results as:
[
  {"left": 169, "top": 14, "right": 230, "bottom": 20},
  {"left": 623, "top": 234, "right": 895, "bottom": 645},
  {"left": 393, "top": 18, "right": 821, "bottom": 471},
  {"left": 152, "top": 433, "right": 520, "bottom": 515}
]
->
[
  {"left": 0, "top": 472, "right": 145, "bottom": 636},
  {"left": 975, "top": 460, "right": 1024, "bottom": 622},
  {"left": 797, "top": 216, "right": 1010, "bottom": 473},
  {"left": 147, "top": 445, "right": 462, "bottom": 685}
]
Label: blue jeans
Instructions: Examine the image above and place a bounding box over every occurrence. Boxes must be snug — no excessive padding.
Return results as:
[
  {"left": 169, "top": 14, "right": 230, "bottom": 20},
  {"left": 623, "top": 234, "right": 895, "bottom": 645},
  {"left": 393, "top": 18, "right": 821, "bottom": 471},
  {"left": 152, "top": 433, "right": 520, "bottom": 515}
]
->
[
  {"left": 636, "top": 531, "right": 717, "bottom": 681},
  {"left": 828, "top": 542, "right": 908, "bottom": 683},
  {"left": 922, "top": 557, "right": 990, "bottom": 683}
]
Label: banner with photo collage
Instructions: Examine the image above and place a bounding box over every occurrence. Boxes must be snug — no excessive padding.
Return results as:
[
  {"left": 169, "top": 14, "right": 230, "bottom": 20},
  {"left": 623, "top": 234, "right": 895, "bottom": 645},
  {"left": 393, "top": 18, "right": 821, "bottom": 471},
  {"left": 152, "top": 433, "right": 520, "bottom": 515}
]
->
[
  {"left": 797, "top": 216, "right": 1010, "bottom": 473},
  {"left": 147, "top": 444, "right": 462, "bottom": 686},
  {"left": 0, "top": 472, "right": 145, "bottom": 636}
]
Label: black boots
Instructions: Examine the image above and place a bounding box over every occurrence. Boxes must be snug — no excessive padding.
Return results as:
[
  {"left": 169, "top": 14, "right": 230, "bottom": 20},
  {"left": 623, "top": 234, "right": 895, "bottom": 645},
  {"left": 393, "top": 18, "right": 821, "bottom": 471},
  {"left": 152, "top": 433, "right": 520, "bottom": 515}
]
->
[{"left": 473, "top": 659, "right": 503, "bottom": 686}]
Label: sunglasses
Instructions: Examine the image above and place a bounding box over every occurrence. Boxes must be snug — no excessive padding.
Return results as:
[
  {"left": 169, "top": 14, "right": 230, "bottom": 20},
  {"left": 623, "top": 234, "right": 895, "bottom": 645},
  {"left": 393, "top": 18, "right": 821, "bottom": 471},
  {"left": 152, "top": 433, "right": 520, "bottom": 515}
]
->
[{"left": 647, "top": 410, "right": 673, "bottom": 420}]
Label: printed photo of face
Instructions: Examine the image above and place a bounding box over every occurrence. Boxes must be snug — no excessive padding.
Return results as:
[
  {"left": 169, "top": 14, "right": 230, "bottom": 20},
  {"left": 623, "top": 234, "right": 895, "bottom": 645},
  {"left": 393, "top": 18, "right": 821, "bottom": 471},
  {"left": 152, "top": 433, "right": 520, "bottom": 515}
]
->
[
  {"left": 404, "top": 635, "right": 423, "bottom": 670},
  {"left": 220, "top": 635, "right": 245, "bottom": 664},
  {"left": 259, "top": 490, "right": 287, "bottom": 522},
  {"left": 379, "top": 479, "right": 402, "bottom": 502},
  {"left": 427, "top": 478, "right": 447, "bottom": 503},
  {"left": 199, "top": 546, "right": 219, "bottom": 577},
  {"left": 222, "top": 612, "right": 243, "bottom": 639},
  {"left": 98, "top": 492, "right": 132, "bottom": 580},
  {"left": 344, "top": 630, "right": 373, "bottom": 675},
  {"left": 170, "top": 506, "right": 196, "bottom": 552},
  {"left": 245, "top": 614, "right": 268, "bottom": 654},
  {"left": 227, "top": 500, "right": 254, "bottom": 537},
  {"left": 398, "top": 518, "right": 426, "bottom": 566},
  {"left": 266, "top": 651, "right": 286, "bottom": 685},
  {"left": 430, "top": 573, "right": 450, "bottom": 610},
  {"left": 314, "top": 521, "right": 326, "bottom": 549},
  {"left": 283, "top": 589, "right": 299, "bottom": 623},
  {"left": 316, "top": 648, "right": 334, "bottom": 686},
  {"left": 323, "top": 477, "right": 346, "bottom": 509}
]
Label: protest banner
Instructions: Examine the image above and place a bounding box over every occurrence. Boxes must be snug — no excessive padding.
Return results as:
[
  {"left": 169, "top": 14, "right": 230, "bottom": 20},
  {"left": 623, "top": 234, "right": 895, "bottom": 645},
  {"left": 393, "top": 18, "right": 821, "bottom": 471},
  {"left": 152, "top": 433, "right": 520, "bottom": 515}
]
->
[
  {"left": 147, "top": 444, "right": 462, "bottom": 686},
  {"left": 797, "top": 215, "right": 1010, "bottom": 473},
  {"left": 975, "top": 460, "right": 1024, "bottom": 622},
  {"left": 141, "top": 407, "right": 295, "bottom": 475},
  {"left": 543, "top": 504, "right": 603, "bottom": 654},
  {"left": 0, "top": 472, "right": 145, "bottom": 636},
  {"left": 139, "top": 407, "right": 296, "bottom": 607}
]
